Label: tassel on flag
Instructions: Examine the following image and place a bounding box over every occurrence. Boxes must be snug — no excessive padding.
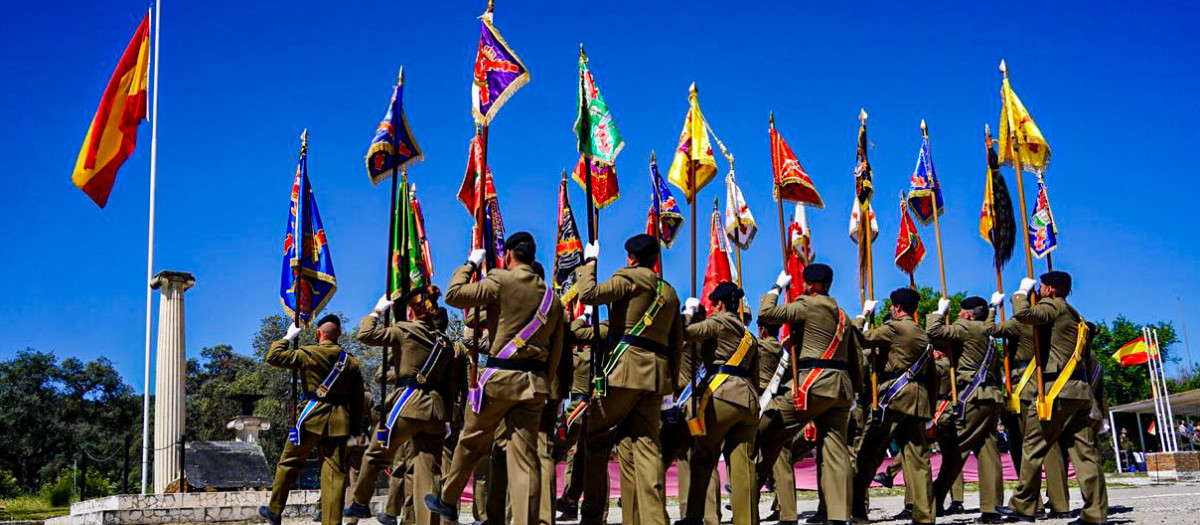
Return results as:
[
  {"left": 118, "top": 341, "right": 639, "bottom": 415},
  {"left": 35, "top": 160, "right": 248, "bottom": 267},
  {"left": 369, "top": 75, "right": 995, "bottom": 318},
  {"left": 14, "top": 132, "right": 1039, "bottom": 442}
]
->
[
  {"left": 1029, "top": 174, "right": 1059, "bottom": 259},
  {"left": 895, "top": 200, "right": 927, "bottom": 276},
  {"left": 667, "top": 84, "right": 719, "bottom": 203},
  {"left": 472, "top": 5, "right": 529, "bottom": 125},
  {"left": 366, "top": 68, "right": 423, "bottom": 185},
  {"left": 571, "top": 157, "right": 620, "bottom": 209},
  {"left": 72, "top": 13, "right": 151, "bottom": 208},
  {"left": 724, "top": 171, "right": 757, "bottom": 250},
  {"left": 280, "top": 132, "right": 336, "bottom": 324}
]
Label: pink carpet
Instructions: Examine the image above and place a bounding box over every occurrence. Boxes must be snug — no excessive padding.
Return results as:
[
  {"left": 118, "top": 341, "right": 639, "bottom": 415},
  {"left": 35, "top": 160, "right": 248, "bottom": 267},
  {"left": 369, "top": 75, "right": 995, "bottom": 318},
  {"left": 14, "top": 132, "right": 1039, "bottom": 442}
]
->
[{"left": 460, "top": 453, "right": 1073, "bottom": 502}]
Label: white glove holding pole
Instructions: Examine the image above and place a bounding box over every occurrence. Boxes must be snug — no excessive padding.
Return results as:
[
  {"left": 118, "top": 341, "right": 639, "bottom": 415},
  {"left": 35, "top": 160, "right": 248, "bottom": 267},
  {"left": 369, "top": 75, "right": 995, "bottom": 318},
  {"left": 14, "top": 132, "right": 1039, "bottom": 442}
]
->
[
  {"left": 284, "top": 323, "right": 303, "bottom": 342},
  {"left": 774, "top": 270, "right": 792, "bottom": 290},
  {"left": 861, "top": 300, "right": 879, "bottom": 318},
  {"left": 372, "top": 294, "right": 393, "bottom": 316},
  {"left": 584, "top": 241, "right": 600, "bottom": 261},
  {"left": 683, "top": 297, "right": 700, "bottom": 316},
  {"left": 583, "top": 305, "right": 594, "bottom": 322},
  {"left": 990, "top": 291, "right": 1006, "bottom": 307},
  {"left": 936, "top": 297, "right": 951, "bottom": 315},
  {"left": 1018, "top": 277, "right": 1037, "bottom": 295},
  {"left": 467, "top": 248, "right": 486, "bottom": 267}
]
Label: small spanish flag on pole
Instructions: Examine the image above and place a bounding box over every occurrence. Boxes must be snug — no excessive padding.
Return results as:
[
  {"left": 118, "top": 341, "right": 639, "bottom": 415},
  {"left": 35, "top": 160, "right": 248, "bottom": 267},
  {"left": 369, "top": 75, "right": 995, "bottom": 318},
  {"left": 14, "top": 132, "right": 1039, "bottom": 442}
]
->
[
  {"left": 72, "top": 13, "right": 151, "bottom": 208},
  {"left": 1113, "top": 336, "right": 1151, "bottom": 367}
]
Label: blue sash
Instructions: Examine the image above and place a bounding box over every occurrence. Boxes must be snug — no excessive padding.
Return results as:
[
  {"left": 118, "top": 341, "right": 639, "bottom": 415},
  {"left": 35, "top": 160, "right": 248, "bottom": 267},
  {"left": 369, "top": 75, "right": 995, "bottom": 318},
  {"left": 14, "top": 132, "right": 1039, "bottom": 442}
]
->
[
  {"left": 877, "top": 345, "right": 932, "bottom": 414},
  {"left": 290, "top": 350, "right": 348, "bottom": 445},
  {"left": 376, "top": 334, "right": 447, "bottom": 447},
  {"left": 674, "top": 366, "right": 708, "bottom": 408},
  {"left": 953, "top": 338, "right": 997, "bottom": 420}
]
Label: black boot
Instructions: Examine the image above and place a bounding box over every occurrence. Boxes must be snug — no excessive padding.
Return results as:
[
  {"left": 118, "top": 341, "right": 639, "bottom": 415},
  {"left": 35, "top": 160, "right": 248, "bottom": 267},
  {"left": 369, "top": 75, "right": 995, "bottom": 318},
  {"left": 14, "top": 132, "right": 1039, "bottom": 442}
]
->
[
  {"left": 376, "top": 513, "right": 398, "bottom": 525},
  {"left": 424, "top": 495, "right": 459, "bottom": 521},
  {"left": 556, "top": 498, "right": 579, "bottom": 521},
  {"left": 342, "top": 501, "right": 372, "bottom": 519},
  {"left": 258, "top": 507, "right": 281, "bottom": 525},
  {"left": 806, "top": 511, "right": 828, "bottom": 524},
  {"left": 946, "top": 501, "right": 966, "bottom": 515},
  {"left": 872, "top": 472, "right": 893, "bottom": 488},
  {"left": 996, "top": 506, "right": 1035, "bottom": 523},
  {"left": 891, "top": 505, "right": 913, "bottom": 521},
  {"left": 975, "top": 512, "right": 1003, "bottom": 524}
]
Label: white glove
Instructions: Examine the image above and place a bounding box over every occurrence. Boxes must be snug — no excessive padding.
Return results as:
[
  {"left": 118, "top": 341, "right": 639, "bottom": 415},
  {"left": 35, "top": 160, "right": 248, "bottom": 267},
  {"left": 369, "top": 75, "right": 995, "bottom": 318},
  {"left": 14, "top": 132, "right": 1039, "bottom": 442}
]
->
[
  {"left": 861, "top": 300, "right": 879, "bottom": 318},
  {"left": 1018, "top": 277, "right": 1037, "bottom": 295},
  {"left": 990, "top": 291, "right": 1005, "bottom": 307},
  {"left": 584, "top": 241, "right": 600, "bottom": 261},
  {"left": 467, "top": 248, "right": 486, "bottom": 267},
  {"left": 683, "top": 297, "right": 700, "bottom": 316},
  {"left": 372, "top": 294, "right": 393, "bottom": 315},
  {"left": 774, "top": 270, "right": 792, "bottom": 290},
  {"left": 936, "top": 297, "right": 951, "bottom": 315},
  {"left": 284, "top": 323, "right": 303, "bottom": 342},
  {"left": 583, "top": 305, "right": 594, "bottom": 318}
]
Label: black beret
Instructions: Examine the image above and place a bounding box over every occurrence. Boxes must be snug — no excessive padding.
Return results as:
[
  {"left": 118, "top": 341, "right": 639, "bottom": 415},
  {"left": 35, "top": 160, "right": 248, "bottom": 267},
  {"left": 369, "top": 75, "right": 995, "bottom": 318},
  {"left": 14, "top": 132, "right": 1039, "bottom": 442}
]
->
[
  {"left": 503, "top": 231, "right": 535, "bottom": 251},
  {"left": 1041, "top": 271, "right": 1071, "bottom": 290},
  {"left": 530, "top": 261, "right": 546, "bottom": 280},
  {"left": 398, "top": 286, "right": 427, "bottom": 304},
  {"left": 709, "top": 281, "right": 744, "bottom": 304},
  {"left": 960, "top": 296, "right": 987, "bottom": 311},
  {"left": 625, "top": 233, "right": 660, "bottom": 259},
  {"left": 316, "top": 314, "right": 341, "bottom": 328},
  {"left": 890, "top": 288, "right": 920, "bottom": 310},
  {"left": 802, "top": 263, "right": 833, "bottom": 284}
]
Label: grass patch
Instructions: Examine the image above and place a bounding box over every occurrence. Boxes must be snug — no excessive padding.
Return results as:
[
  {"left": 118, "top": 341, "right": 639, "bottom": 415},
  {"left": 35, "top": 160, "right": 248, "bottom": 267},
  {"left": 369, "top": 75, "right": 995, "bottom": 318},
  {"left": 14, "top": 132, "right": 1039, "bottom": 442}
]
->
[{"left": 0, "top": 495, "right": 71, "bottom": 521}]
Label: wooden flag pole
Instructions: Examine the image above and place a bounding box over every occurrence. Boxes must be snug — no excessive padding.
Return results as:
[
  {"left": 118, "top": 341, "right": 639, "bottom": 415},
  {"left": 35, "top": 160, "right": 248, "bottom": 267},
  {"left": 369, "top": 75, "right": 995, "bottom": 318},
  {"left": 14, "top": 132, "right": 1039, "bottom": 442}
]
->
[
  {"left": 859, "top": 109, "right": 878, "bottom": 410},
  {"left": 727, "top": 157, "right": 746, "bottom": 318},
  {"left": 771, "top": 112, "right": 801, "bottom": 405},
  {"left": 579, "top": 44, "right": 605, "bottom": 399},
  {"left": 985, "top": 124, "right": 1013, "bottom": 401},
  {"left": 1001, "top": 60, "right": 1047, "bottom": 419},
  {"left": 922, "top": 119, "right": 956, "bottom": 406}
]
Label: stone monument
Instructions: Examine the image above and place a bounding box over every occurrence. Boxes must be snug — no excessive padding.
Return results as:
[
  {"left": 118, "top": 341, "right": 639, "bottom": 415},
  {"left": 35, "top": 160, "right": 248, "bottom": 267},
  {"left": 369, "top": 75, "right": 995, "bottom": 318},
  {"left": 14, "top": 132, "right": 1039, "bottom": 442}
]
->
[{"left": 151, "top": 270, "right": 195, "bottom": 493}]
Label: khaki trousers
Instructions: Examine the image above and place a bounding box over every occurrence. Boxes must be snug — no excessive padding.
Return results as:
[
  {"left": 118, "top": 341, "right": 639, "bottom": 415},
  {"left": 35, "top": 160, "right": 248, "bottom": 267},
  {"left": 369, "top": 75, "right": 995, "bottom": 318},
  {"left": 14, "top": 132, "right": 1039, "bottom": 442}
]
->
[
  {"left": 1009, "top": 398, "right": 1108, "bottom": 524},
  {"left": 353, "top": 418, "right": 444, "bottom": 525},
  {"left": 934, "top": 401, "right": 1002, "bottom": 512},
  {"left": 853, "top": 410, "right": 934, "bottom": 523},
  {"left": 756, "top": 394, "right": 852, "bottom": 522},
  {"left": 581, "top": 387, "right": 666, "bottom": 525},
  {"left": 685, "top": 399, "right": 757, "bottom": 525},
  {"left": 441, "top": 394, "right": 546, "bottom": 525},
  {"left": 268, "top": 431, "right": 348, "bottom": 525}
]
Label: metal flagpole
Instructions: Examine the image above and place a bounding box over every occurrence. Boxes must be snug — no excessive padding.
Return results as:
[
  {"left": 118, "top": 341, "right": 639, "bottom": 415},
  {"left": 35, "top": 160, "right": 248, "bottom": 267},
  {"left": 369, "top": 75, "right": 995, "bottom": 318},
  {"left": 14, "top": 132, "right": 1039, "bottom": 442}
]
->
[
  {"left": 1153, "top": 328, "right": 1179, "bottom": 451},
  {"left": 140, "top": 0, "right": 162, "bottom": 494},
  {"left": 1110, "top": 409, "right": 1122, "bottom": 472},
  {"left": 1145, "top": 327, "right": 1168, "bottom": 452},
  {"left": 922, "top": 119, "right": 956, "bottom": 407}
]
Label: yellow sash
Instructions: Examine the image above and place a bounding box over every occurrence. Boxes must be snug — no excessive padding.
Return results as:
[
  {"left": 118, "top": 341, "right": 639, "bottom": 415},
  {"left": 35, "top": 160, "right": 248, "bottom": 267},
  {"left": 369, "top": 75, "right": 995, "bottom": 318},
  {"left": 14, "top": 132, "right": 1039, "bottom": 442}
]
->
[
  {"left": 687, "top": 328, "right": 754, "bottom": 436},
  {"left": 1037, "top": 321, "right": 1089, "bottom": 421},
  {"left": 1008, "top": 362, "right": 1036, "bottom": 413}
]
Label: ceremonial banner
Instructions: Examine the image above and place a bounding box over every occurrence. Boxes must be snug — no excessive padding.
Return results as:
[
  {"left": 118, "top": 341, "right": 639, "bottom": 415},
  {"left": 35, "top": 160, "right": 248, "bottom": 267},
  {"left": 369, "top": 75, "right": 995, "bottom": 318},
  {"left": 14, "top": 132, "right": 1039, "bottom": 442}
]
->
[
  {"left": 785, "top": 203, "right": 814, "bottom": 301},
  {"left": 456, "top": 135, "right": 506, "bottom": 265},
  {"left": 411, "top": 186, "right": 433, "bottom": 278},
  {"left": 979, "top": 133, "right": 1017, "bottom": 268},
  {"left": 855, "top": 115, "right": 874, "bottom": 204},
  {"left": 72, "top": 14, "right": 150, "bottom": 208},
  {"left": 1114, "top": 337, "right": 1150, "bottom": 367},
  {"left": 895, "top": 201, "right": 926, "bottom": 275},
  {"left": 646, "top": 159, "right": 684, "bottom": 248},
  {"left": 999, "top": 74, "right": 1051, "bottom": 173},
  {"left": 280, "top": 137, "right": 336, "bottom": 324},
  {"left": 554, "top": 176, "right": 585, "bottom": 302},
  {"left": 366, "top": 72, "right": 422, "bottom": 184},
  {"left": 907, "top": 138, "right": 944, "bottom": 224},
  {"left": 571, "top": 156, "right": 620, "bottom": 209},
  {"left": 769, "top": 124, "right": 824, "bottom": 207},
  {"left": 724, "top": 171, "right": 757, "bottom": 249},
  {"left": 472, "top": 9, "right": 529, "bottom": 125},
  {"left": 575, "top": 51, "right": 624, "bottom": 164},
  {"left": 1028, "top": 174, "right": 1058, "bottom": 259},
  {"left": 391, "top": 181, "right": 429, "bottom": 299},
  {"left": 667, "top": 86, "right": 718, "bottom": 203},
  {"left": 700, "top": 208, "right": 734, "bottom": 313},
  {"left": 848, "top": 198, "right": 879, "bottom": 244}
]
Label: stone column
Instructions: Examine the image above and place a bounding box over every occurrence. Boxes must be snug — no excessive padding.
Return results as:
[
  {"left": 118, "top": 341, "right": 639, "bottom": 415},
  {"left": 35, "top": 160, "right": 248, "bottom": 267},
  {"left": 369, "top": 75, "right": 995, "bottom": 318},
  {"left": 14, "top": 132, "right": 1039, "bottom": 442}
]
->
[{"left": 151, "top": 270, "right": 195, "bottom": 493}]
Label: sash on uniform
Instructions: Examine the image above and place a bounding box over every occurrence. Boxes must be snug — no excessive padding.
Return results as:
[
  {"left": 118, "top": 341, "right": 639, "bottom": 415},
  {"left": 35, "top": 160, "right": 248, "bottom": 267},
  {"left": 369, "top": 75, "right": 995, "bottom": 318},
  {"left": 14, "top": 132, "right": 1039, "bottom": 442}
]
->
[
  {"left": 291, "top": 350, "right": 348, "bottom": 445},
  {"left": 954, "top": 337, "right": 997, "bottom": 420},
  {"left": 687, "top": 327, "right": 754, "bottom": 436},
  {"left": 1039, "top": 321, "right": 1089, "bottom": 421},
  {"left": 876, "top": 344, "right": 932, "bottom": 416},
  {"left": 594, "top": 279, "right": 667, "bottom": 397},
  {"left": 1009, "top": 359, "right": 1036, "bottom": 414},
  {"left": 469, "top": 286, "right": 555, "bottom": 412},
  {"left": 376, "top": 333, "right": 448, "bottom": 446},
  {"left": 758, "top": 347, "right": 790, "bottom": 415},
  {"left": 793, "top": 309, "right": 847, "bottom": 411}
]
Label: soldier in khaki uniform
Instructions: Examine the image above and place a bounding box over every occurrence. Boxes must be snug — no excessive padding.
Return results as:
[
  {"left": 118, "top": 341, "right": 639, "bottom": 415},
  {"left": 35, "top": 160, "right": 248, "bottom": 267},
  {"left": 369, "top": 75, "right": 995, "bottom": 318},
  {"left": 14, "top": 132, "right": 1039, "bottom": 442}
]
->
[
  {"left": 260, "top": 315, "right": 365, "bottom": 525},
  {"left": 675, "top": 282, "right": 759, "bottom": 525},
  {"left": 994, "top": 299, "right": 1071, "bottom": 519},
  {"left": 573, "top": 234, "right": 684, "bottom": 525},
  {"left": 851, "top": 287, "right": 936, "bottom": 525},
  {"left": 426, "top": 232, "right": 565, "bottom": 525},
  {"left": 557, "top": 306, "right": 605, "bottom": 521},
  {"left": 754, "top": 321, "right": 800, "bottom": 525},
  {"left": 926, "top": 295, "right": 1005, "bottom": 523},
  {"left": 343, "top": 287, "right": 452, "bottom": 525},
  {"left": 997, "top": 272, "right": 1107, "bottom": 525},
  {"left": 756, "top": 264, "right": 859, "bottom": 525}
]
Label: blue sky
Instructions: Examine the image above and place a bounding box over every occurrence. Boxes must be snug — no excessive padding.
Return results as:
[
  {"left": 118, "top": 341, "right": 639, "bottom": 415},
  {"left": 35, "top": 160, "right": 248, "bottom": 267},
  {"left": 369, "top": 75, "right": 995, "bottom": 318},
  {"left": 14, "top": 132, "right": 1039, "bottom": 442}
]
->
[{"left": 3, "top": 1, "right": 1199, "bottom": 392}]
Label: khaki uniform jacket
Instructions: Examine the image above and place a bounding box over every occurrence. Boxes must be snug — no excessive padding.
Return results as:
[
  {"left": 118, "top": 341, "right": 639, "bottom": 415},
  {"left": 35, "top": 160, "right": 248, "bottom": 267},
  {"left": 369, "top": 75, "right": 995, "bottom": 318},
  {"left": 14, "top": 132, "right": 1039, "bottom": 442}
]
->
[
  {"left": 926, "top": 312, "right": 1003, "bottom": 405},
  {"left": 682, "top": 311, "right": 760, "bottom": 409},
  {"left": 568, "top": 318, "right": 609, "bottom": 396},
  {"left": 994, "top": 315, "right": 1038, "bottom": 401},
  {"left": 758, "top": 291, "right": 859, "bottom": 400},
  {"left": 446, "top": 263, "right": 565, "bottom": 401},
  {"left": 575, "top": 263, "right": 684, "bottom": 395},
  {"left": 357, "top": 315, "right": 452, "bottom": 421},
  {"left": 933, "top": 352, "right": 953, "bottom": 426},
  {"left": 757, "top": 335, "right": 784, "bottom": 392},
  {"left": 1012, "top": 293, "right": 1093, "bottom": 402},
  {"left": 267, "top": 339, "right": 365, "bottom": 438},
  {"left": 854, "top": 315, "right": 934, "bottom": 419}
]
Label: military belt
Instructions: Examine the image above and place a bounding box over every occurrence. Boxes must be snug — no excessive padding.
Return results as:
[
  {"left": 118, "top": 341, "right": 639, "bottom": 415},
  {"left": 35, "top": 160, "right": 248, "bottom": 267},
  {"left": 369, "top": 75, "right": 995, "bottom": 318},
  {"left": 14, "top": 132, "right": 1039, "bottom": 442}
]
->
[
  {"left": 937, "top": 394, "right": 953, "bottom": 401},
  {"left": 619, "top": 334, "right": 668, "bottom": 356},
  {"left": 483, "top": 356, "right": 548, "bottom": 373},
  {"left": 711, "top": 364, "right": 752, "bottom": 379},
  {"left": 797, "top": 358, "right": 849, "bottom": 371},
  {"left": 394, "top": 377, "right": 434, "bottom": 389},
  {"left": 298, "top": 392, "right": 350, "bottom": 405}
]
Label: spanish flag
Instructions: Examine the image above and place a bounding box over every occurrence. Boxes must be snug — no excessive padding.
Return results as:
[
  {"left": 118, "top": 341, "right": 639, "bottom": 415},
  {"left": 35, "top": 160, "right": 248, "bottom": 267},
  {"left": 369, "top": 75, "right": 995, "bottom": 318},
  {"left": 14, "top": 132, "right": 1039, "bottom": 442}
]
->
[
  {"left": 668, "top": 83, "right": 718, "bottom": 203},
  {"left": 998, "top": 62, "right": 1051, "bottom": 174},
  {"left": 1113, "top": 336, "right": 1150, "bottom": 367},
  {"left": 72, "top": 14, "right": 151, "bottom": 208}
]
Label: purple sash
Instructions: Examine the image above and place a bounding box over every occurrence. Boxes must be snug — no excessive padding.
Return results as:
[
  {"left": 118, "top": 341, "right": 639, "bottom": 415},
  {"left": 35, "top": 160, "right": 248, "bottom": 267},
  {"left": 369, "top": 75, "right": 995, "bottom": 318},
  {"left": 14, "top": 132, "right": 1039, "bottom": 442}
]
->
[{"left": 469, "top": 286, "right": 555, "bottom": 412}]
